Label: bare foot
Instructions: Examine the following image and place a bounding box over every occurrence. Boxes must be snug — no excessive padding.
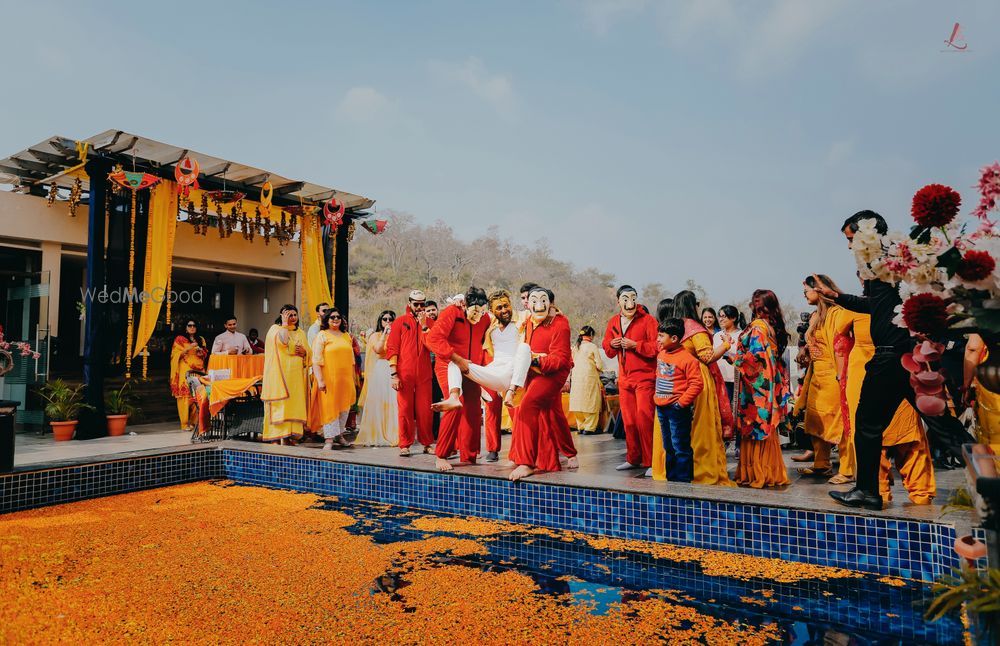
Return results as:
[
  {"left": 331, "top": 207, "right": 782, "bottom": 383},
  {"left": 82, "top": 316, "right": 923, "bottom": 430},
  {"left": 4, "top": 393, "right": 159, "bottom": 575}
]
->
[
  {"left": 436, "top": 458, "right": 453, "bottom": 471},
  {"left": 509, "top": 465, "right": 534, "bottom": 481},
  {"left": 399, "top": 447, "right": 411, "bottom": 457},
  {"left": 322, "top": 440, "right": 334, "bottom": 450},
  {"left": 566, "top": 456, "right": 579, "bottom": 470},
  {"left": 431, "top": 394, "right": 463, "bottom": 412}
]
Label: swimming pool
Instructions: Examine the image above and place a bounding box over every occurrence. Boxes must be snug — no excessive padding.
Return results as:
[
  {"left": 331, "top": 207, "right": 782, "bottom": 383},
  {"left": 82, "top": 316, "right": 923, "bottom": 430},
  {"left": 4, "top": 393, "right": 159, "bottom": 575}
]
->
[{"left": 0, "top": 479, "right": 965, "bottom": 644}]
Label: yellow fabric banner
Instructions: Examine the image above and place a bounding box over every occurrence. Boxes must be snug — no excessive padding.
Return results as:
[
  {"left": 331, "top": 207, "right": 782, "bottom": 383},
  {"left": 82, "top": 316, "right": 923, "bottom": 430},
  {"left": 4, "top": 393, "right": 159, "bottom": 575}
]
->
[
  {"left": 133, "top": 180, "right": 179, "bottom": 358},
  {"left": 301, "top": 215, "right": 334, "bottom": 325}
]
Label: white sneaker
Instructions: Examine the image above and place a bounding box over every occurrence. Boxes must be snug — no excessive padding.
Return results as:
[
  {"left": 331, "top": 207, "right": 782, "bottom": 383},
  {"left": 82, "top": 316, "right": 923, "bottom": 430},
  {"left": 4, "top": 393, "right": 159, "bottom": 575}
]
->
[
  {"left": 644, "top": 468, "right": 653, "bottom": 478},
  {"left": 615, "top": 462, "right": 640, "bottom": 471}
]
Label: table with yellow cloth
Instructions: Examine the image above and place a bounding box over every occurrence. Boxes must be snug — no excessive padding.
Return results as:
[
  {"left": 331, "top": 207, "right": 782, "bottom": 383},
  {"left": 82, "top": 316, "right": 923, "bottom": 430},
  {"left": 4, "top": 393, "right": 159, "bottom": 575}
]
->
[
  {"left": 194, "top": 376, "right": 263, "bottom": 435},
  {"left": 207, "top": 355, "right": 265, "bottom": 379}
]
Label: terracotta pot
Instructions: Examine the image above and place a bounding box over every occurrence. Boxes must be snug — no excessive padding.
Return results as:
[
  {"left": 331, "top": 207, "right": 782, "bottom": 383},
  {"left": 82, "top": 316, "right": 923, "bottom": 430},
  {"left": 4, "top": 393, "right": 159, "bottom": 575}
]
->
[
  {"left": 106, "top": 415, "right": 128, "bottom": 437},
  {"left": 50, "top": 420, "right": 77, "bottom": 441}
]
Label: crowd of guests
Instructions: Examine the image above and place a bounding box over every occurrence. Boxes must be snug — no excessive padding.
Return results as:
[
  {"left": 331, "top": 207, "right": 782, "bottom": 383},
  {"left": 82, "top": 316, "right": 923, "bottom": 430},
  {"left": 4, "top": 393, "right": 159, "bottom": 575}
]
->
[{"left": 169, "top": 210, "right": 989, "bottom": 510}]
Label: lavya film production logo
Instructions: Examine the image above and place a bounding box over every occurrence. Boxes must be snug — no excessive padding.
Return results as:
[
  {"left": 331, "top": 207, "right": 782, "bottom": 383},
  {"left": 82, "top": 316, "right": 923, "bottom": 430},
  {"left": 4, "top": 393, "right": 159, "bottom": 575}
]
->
[{"left": 942, "top": 22, "right": 968, "bottom": 52}]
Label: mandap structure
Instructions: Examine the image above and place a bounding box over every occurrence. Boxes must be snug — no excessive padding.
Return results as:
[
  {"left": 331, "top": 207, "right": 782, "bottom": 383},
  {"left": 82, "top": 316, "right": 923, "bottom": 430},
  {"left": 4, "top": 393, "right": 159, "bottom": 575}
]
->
[{"left": 0, "top": 130, "right": 377, "bottom": 437}]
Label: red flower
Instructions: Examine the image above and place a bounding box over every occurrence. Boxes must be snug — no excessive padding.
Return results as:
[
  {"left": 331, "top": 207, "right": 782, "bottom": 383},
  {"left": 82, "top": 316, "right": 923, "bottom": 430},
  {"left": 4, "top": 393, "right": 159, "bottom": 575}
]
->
[
  {"left": 956, "top": 250, "right": 996, "bottom": 282},
  {"left": 911, "top": 184, "right": 961, "bottom": 228},
  {"left": 901, "top": 293, "right": 949, "bottom": 336}
]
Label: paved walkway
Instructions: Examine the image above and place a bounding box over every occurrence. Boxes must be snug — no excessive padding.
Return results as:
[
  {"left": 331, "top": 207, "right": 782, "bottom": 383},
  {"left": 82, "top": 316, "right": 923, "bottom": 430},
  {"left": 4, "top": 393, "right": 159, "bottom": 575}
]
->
[{"left": 13, "top": 423, "right": 971, "bottom": 529}]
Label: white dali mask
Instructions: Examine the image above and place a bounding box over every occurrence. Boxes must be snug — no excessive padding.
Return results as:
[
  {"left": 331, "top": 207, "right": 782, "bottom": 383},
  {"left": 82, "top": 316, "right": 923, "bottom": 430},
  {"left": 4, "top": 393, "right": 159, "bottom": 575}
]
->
[
  {"left": 618, "top": 291, "right": 638, "bottom": 319},
  {"left": 528, "top": 290, "right": 551, "bottom": 323}
]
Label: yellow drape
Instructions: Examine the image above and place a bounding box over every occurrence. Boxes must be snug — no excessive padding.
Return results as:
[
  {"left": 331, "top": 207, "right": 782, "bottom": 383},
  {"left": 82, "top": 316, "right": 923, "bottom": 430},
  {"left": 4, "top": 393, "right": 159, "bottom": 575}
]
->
[
  {"left": 301, "top": 215, "right": 334, "bottom": 325},
  {"left": 132, "top": 181, "right": 179, "bottom": 367}
]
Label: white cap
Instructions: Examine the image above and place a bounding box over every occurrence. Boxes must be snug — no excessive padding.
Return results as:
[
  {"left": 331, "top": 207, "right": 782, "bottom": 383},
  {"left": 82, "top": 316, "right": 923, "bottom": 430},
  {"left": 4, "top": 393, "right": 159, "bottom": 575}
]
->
[{"left": 408, "top": 289, "right": 426, "bottom": 301}]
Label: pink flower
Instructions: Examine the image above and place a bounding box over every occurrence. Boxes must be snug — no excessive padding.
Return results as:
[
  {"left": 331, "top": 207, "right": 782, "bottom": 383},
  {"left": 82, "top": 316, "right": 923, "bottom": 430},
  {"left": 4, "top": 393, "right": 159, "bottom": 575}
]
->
[{"left": 973, "top": 162, "right": 1000, "bottom": 220}]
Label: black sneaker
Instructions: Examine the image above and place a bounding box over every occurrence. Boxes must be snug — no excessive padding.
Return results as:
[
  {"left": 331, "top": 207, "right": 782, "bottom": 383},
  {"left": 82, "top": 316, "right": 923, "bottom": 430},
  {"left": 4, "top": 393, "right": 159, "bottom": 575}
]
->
[{"left": 485, "top": 451, "right": 499, "bottom": 462}]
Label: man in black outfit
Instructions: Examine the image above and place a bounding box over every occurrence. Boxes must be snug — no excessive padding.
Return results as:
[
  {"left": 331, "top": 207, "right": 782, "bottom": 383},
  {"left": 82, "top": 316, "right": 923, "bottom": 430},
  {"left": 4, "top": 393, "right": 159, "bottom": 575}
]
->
[{"left": 815, "top": 211, "right": 945, "bottom": 511}]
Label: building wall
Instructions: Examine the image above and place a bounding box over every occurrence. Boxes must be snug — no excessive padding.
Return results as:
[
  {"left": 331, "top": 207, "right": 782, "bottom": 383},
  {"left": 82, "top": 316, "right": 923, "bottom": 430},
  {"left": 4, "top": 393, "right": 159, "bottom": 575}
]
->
[{"left": 0, "top": 191, "right": 303, "bottom": 349}]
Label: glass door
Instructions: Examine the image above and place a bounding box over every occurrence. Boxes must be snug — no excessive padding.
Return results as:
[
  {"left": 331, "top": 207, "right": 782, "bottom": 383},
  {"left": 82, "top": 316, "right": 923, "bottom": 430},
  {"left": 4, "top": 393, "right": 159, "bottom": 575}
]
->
[{"left": 1, "top": 270, "right": 50, "bottom": 429}]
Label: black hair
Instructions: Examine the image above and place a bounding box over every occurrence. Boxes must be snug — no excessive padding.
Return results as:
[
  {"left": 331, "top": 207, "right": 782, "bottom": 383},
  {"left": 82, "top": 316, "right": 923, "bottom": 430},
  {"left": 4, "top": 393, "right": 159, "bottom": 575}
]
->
[
  {"left": 465, "top": 286, "right": 488, "bottom": 307},
  {"left": 276, "top": 304, "right": 299, "bottom": 329},
  {"left": 841, "top": 210, "right": 888, "bottom": 235},
  {"left": 577, "top": 325, "right": 596, "bottom": 348},
  {"left": 425, "top": 300, "right": 437, "bottom": 308},
  {"left": 656, "top": 298, "right": 673, "bottom": 323},
  {"left": 616, "top": 284, "right": 637, "bottom": 298},
  {"left": 519, "top": 282, "right": 538, "bottom": 295},
  {"left": 529, "top": 286, "right": 554, "bottom": 303},
  {"left": 671, "top": 290, "right": 699, "bottom": 322},
  {"left": 700, "top": 307, "right": 719, "bottom": 332},
  {"left": 718, "top": 305, "right": 745, "bottom": 328},
  {"left": 321, "top": 307, "right": 347, "bottom": 332},
  {"left": 225, "top": 314, "right": 237, "bottom": 323},
  {"left": 315, "top": 302, "right": 329, "bottom": 313},
  {"left": 658, "top": 317, "right": 685, "bottom": 338},
  {"left": 248, "top": 328, "right": 259, "bottom": 336},
  {"left": 375, "top": 309, "right": 396, "bottom": 333}
]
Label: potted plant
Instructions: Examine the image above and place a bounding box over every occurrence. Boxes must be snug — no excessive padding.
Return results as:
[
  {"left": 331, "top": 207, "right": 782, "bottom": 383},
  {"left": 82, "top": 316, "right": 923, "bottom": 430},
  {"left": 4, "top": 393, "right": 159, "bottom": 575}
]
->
[
  {"left": 38, "top": 379, "right": 93, "bottom": 441},
  {"left": 105, "top": 381, "right": 141, "bottom": 436}
]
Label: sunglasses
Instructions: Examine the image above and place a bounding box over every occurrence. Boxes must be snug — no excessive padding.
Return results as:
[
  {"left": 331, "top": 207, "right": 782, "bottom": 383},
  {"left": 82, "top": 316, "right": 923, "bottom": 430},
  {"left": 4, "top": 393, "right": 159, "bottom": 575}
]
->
[
  {"left": 329, "top": 314, "right": 342, "bottom": 320},
  {"left": 186, "top": 323, "right": 196, "bottom": 327}
]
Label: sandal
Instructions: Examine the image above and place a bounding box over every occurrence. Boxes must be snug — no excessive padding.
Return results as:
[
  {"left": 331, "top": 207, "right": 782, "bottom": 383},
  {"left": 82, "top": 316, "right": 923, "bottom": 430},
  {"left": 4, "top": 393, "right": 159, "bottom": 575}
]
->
[
  {"left": 399, "top": 447, "right": 411, "bottom": 457},
  {"left": 796, "top": 467, "right": 834, "bottom": 478},
  {"left": 828, "top": 474, "right": 855, "bottom": 485}
]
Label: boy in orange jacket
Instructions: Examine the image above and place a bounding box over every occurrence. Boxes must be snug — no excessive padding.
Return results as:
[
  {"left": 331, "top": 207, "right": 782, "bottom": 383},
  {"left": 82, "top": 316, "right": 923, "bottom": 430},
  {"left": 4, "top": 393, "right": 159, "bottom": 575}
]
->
[{"left": 654, "top": 318, "right": 704, "bottom": 482}]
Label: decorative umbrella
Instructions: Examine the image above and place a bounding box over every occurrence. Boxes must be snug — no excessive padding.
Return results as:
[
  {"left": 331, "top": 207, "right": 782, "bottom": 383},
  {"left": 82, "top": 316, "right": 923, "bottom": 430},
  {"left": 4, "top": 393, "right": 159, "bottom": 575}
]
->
[
  {"left": 107, "top": 169, "right": 162, "bottom": 380},
  {"left": 174, "top": 157, "right": 200, "bottom": 198},
  {"left": 361, "top": 219, "right": 387, "bottom": 235},
  {"left": 324, "top": 197, "right": 345, "bottom": 227}
]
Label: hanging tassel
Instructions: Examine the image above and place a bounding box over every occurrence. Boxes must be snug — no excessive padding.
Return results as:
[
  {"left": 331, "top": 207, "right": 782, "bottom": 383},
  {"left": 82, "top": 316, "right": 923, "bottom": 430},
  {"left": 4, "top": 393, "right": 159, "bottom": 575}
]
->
[
  {"left": 125, "top": 189, "right": 136, "bottom": 379},
  {"left": 142, "top": 344, "right": 148, "bottom": 380},
  {"left": 301, "top": 216, "right": 309, "bottom": 321}
]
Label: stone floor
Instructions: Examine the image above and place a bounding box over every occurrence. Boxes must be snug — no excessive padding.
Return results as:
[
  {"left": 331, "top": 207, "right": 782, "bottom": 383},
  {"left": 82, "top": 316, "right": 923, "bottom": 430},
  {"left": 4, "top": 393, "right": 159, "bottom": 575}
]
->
[{"left": 13, "top": 422, "right": 972, "bottom": 530}]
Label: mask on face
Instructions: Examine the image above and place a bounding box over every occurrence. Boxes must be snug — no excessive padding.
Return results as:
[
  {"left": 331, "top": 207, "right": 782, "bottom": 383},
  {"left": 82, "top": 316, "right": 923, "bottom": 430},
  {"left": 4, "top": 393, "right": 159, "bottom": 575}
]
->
[
  {"left": 465, "top": 304, "right": 486, "bottom": 324},
  {"left": 528, "top": 290, "right": 551, "bottom": 323},
  {"left": 618, "top": 291, "right": 638, "bottom": 319}
]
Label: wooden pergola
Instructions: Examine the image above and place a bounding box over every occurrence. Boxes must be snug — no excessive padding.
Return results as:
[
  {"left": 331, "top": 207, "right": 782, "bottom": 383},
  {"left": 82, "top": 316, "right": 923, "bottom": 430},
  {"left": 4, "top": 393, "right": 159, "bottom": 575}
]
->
[{"left": 0, "top": 130, "right": 375, "bottom": 438}]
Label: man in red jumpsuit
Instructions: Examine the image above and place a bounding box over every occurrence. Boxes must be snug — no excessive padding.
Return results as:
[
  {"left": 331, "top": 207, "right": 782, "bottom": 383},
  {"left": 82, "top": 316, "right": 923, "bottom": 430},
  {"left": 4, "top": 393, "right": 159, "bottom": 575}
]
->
[
  {"left": 602, "top": 284, "right": 658, "bottom": 472},
  {"left": 507, "top": 287, "right": 573, "bottom": 481},
  {"left": 425, "top": 287, "right": 491, "bottom": 471},
  {"left": 386, "top": 289, "right": 435, "bottom": 456}
]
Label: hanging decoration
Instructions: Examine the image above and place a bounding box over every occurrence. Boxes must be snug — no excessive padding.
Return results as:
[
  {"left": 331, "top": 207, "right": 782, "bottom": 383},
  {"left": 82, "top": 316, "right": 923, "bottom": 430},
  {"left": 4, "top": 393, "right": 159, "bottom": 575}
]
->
[
  {"left": 323, "top": 197, "right": 345, "bottom": 227},
  {"left": 46, "top": 183, "right": 58, "bottom": 207},
  {"left": 205, "top": 189, "right": 245, "bottom": 205},
  {"left": 260, "top": 181, "right": 273, "bottom": 218},
  {"left": 174, "top": 157, "right": 200, "bottom": 198},
  {"left": 107, "top": 169, "right": 161, "bottom": 380},
  {"left": 68, "top": 178, "right": 83, "bottom": 217},
  {"left": 361, "top": 219, "right": 387, "bottom": 235},
  {"left": 346, "top": 222, "right": 357, "bottom": 243}
]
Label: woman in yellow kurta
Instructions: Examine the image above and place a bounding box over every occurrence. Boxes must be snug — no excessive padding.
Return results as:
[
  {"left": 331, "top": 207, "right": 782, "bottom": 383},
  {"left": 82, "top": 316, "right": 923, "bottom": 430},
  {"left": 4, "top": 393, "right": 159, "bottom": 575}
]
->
[
  {"left": 262, "top": 305, "right": 311, "bottom": 445},
  {"left": 310, "top": 308, "right": 358, "bottom": 449},
  {"left": 569, "top": 326, "right": 604, "bottom": 433},
  {"left": 793, "top": 276, "right": 845, "bottom": 478},
  {"left": 652, "top": 291, "right": 733, "bottom": 485},
  {"left": 169, "top": 319, "right": 207, "bottom": 430},
  {"left": 355, "top": 310, "right": 398, "bottom": 446},
  {"left": 877, "top": 402, "right": 936, "bottom": 504},
  {"left": 965, "top": 333, "right": 1000, "bottom": 446}
]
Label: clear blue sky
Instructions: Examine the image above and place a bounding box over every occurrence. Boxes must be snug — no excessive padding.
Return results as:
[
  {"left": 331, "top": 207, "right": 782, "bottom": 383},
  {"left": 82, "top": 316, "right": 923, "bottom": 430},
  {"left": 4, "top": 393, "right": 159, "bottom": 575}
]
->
[{"left": 1, "top": 1, "right": 997, "bottom": 308}]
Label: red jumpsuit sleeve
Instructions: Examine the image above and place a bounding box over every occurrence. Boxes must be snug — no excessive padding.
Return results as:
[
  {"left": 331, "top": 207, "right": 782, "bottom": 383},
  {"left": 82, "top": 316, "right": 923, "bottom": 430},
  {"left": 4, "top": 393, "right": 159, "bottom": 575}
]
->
[
  {"left": 425, "top": 306, "right": 458, "bottom": 358},
  {"left": 634, "top": 315, "right": 659, "bottom": 358},
  {"left": 678, "top": 358, "right": 704, "bottom": 407},
  {"left": 602, "top": 317, "right": 618, "bottom": 358},
  {"left": 385, "top": 318, "right": 403, "bottom": 362},
  {"left": 538, "top": 317, "right": 572, "bottom": 374}
]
